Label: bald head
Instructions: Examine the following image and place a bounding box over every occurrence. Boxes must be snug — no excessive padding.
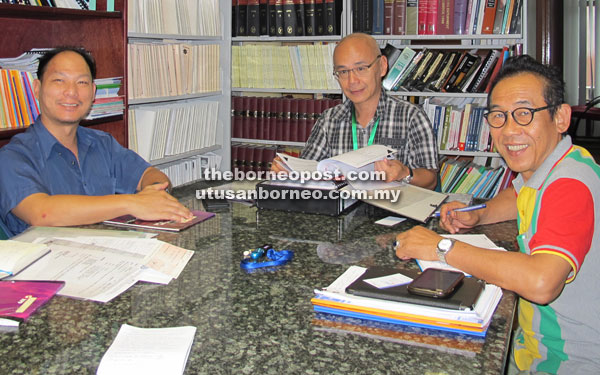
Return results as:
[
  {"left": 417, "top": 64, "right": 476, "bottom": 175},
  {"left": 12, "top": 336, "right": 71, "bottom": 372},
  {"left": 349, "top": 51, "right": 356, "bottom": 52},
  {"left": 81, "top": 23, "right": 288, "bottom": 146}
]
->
[{"left": 334, "top": 33, "right": 381, "bottom": 63}]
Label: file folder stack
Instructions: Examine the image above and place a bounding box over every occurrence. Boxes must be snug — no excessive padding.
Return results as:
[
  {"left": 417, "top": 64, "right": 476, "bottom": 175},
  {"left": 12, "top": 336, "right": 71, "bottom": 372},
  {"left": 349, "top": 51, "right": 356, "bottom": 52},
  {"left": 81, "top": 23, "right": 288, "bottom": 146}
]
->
[{"left": 311, "top": 266, "right": 502, "bottom": 337}]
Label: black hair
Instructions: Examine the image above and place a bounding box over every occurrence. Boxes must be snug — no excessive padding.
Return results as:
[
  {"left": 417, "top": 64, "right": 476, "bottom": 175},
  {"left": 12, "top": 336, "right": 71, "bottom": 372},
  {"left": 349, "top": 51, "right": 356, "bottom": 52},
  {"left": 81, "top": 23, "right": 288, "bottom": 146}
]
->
[
  {"left": 36, "top": 46, "right": 97, "bottom": 81},
  {"left": 487, "top": 55, "right": 565, "bottom": 118}
]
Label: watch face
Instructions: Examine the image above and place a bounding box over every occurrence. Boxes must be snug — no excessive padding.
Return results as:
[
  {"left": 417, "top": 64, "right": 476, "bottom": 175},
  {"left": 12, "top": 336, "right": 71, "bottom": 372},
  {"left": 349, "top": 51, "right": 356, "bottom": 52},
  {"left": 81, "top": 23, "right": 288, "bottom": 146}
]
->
[{"left": 438, "top": 239, "right": 453, "bottom": 251}]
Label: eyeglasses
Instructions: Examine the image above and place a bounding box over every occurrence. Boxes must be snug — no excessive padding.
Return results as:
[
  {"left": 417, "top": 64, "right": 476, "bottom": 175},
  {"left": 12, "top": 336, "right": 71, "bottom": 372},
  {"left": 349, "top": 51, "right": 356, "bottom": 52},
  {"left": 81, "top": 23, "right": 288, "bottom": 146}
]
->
[
  {"left": 333, "top": 55, "right": 381, "bottom": 80},
  {"left": 483, "top": 104, "right": 557, "bottom": 128}
]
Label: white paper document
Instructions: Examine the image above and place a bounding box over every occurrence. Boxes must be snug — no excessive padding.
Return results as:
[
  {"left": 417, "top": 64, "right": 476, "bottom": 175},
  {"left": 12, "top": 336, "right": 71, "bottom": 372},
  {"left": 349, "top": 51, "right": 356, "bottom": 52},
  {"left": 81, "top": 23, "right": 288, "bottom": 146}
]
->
[
  {"left": 10, "top": 239, "right": 143, "bottom": 303},
  {"left": 58, "top": 237, "right": 194, "bottom": 282},
  {"left": 97, "top": 324, "right": 196, "bottom": 375}
]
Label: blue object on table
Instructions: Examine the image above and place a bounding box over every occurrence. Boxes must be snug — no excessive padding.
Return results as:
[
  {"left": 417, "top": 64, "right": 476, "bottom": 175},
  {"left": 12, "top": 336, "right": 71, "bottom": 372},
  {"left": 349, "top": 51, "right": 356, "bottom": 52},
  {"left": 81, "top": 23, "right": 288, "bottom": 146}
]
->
[{"left": 240, "top": 249, "right": 294, "bottom": 270}]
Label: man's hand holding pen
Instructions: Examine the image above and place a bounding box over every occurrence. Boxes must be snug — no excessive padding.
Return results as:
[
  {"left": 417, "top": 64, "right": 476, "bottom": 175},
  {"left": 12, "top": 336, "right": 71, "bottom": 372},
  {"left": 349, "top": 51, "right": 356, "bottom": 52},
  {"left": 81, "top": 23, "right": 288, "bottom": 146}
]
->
[{"left": 438, "top": 202, "right": 485, "bottom": 234}]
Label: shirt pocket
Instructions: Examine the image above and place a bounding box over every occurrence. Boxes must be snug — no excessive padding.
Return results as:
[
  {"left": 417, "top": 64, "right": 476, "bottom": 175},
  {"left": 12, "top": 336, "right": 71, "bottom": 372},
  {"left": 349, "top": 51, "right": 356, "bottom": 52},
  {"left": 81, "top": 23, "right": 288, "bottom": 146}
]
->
[
  {"left": 87, "top": 176, "right": 117, "bottom": 196},
  {"left": 378, "top": 137, "right": 407, "bottom": 160}
]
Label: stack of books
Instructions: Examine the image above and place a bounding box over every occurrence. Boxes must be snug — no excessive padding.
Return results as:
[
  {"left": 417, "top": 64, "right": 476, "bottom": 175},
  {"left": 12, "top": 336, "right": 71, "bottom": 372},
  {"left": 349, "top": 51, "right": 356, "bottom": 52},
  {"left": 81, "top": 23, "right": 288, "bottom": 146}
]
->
[
  {"left": 312, "top": 265, "right": 502, "bottom": 337},
  {"left": 312, "top": 312, "right": 486, "bottom": 356},
  {"left": 86, "top": 77, "right": 124, "bottom": 120}
]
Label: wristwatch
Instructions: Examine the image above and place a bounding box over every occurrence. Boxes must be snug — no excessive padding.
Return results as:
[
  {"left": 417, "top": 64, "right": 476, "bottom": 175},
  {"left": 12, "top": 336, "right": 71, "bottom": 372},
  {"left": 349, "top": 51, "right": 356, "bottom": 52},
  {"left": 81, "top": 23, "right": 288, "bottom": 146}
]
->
[
  {"left": 401, "top": 166, "right": 413, "bottom": 184},
  {"left": 436, "top": 238, "right": 456, "bottom": 264}
]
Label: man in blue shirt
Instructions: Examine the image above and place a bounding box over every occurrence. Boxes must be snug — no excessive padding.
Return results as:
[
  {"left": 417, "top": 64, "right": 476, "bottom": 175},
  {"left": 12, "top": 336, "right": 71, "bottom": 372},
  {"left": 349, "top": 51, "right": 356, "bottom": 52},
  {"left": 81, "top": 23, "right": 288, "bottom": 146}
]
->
[{"left": 0, "top": 47, "right": 192, "bottom": 236}]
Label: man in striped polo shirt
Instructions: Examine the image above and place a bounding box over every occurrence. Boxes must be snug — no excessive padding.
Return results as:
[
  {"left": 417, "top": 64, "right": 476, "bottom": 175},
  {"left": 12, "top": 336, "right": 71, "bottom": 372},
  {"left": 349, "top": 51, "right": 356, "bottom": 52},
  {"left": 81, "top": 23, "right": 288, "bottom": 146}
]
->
[{"left": 394, "top": 55, "right": 600, "bottom": 374}]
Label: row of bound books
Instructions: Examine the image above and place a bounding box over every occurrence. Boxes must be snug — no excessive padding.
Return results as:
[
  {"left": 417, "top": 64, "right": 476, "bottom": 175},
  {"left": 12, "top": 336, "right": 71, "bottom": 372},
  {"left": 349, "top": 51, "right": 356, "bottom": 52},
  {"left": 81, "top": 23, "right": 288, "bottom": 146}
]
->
[
  {"left": 439, "top": 157, "right": 516, "bottom": 198},
  {"left": 423, "top": 98, "right": 491, "bottom": 153},
  {"left": 231, "top": 95, "right": 342, "bottom": 143},
  {"left": 86, "top": 77, "right": 124, "bottom": 121},
  {"left": 1, "top": 0, "right": 92, "bottom": 9},
  {"left": 0, "top": 69, "right": 38, "bottom": 129},
  {"left": 232, "top": 0, "right": 343, "bottom": 37},
  {"left": 128, "top": 100, "right": 219, "bottom": 163},
  {"left": 157, "top": 152, "right": 221, "bottom": 188},
  {"left": 232, "top": 43, "right": 338, "bottom": 90},
  {"left": 0, "top": 68, "right": 122, "bottom": 129},
  {"left": 382, "top": 43, "right": 519, "bottom": 94},
  {"left": 231, "top": 143, "right": 282, "bottom": 174},
  {"left": 128, "top": 43, "right": 221, "bottom": 100},
  {"left": 354, "top": 0, "right": 522, "bottom": 36},
  {"left": 127, "top": 0, "right": 221, "bottom": 37}
]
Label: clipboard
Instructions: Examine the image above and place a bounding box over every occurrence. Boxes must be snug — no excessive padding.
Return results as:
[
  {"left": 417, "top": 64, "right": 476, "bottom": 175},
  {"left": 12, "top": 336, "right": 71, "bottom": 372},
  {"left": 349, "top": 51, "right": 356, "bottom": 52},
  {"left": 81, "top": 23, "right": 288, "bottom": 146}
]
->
[
  {"left": 357, "top": 184, "right": 448, "bottom": 222},
  {"left": 345, "top": 267, "right": 484, "bottom": 311}
]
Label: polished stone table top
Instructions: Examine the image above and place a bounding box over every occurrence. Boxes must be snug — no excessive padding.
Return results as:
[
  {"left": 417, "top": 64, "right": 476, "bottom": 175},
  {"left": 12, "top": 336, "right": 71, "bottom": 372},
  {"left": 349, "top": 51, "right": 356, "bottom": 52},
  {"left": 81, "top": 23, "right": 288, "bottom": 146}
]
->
[{"left": 1, "top": 185, "right": 519, "bottom": 374}]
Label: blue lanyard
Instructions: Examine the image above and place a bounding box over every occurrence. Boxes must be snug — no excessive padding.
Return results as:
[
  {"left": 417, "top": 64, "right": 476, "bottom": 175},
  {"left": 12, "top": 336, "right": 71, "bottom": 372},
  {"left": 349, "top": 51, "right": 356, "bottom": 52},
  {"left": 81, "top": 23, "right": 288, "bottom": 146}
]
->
[{"left": 352, "top": 110, "right": 379, "bottom": 150}]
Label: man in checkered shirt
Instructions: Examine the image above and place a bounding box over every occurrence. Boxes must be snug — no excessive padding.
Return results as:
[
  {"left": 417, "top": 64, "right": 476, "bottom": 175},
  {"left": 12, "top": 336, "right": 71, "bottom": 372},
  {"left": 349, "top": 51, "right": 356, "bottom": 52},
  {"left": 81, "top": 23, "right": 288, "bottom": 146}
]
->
[{"left": 273, "top": 33, "right": 438, "bottom": 189}]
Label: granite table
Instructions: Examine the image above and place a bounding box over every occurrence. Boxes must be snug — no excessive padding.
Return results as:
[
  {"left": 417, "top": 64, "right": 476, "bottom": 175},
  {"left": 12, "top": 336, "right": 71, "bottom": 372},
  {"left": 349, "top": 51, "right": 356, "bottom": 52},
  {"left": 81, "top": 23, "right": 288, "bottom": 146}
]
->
[{"left": 0, "top": 185, "right": 519, "bottom": 375}]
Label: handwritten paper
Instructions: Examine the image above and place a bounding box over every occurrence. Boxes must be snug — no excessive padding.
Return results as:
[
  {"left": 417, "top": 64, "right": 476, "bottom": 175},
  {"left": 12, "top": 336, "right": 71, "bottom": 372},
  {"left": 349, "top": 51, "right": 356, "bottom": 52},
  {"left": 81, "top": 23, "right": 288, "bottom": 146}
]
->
[{"left": 97, "top": 324, "right": 196, "bottom": 375}]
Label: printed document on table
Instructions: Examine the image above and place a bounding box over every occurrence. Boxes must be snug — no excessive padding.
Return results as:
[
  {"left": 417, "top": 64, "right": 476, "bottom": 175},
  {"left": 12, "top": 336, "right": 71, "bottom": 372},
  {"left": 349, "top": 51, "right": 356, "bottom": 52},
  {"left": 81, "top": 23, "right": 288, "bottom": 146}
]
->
[
  {"left": 56, "top": 237, "right": 194, "bottom": 282},
  {"left": 97, "top": 324, "right": 196, "bottom": 375},
  {"left": 10, "top": 239, "right": 143, "bottom": 303}
]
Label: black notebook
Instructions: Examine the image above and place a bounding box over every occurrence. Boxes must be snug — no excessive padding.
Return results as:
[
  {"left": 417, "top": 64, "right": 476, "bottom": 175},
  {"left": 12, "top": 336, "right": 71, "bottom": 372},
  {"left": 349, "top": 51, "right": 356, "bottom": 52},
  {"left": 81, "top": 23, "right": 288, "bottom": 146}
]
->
[{"left": 345, "top": 267, "right": 485, "bottom": 311}]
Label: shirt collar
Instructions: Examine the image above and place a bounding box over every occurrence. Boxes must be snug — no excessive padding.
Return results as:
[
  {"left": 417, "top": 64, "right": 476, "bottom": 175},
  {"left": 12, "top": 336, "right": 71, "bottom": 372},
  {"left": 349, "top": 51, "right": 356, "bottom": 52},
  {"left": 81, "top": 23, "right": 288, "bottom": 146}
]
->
[
  {"left": 30, "top": 117, "right": 94, "bottom": 161},
  {"left": 512, "top": 135, "right": 573, "bottom": 192},
  {"left": 343, "top": 89, "right": 387, "bottom": 124}
]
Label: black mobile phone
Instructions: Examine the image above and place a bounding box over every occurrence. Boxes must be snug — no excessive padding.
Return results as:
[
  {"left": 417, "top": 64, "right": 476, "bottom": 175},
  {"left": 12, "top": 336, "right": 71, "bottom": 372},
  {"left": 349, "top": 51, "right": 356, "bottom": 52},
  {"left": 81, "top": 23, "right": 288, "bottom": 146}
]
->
[{"left": 407, "top": 268, "right": 465, "bottom": 299}]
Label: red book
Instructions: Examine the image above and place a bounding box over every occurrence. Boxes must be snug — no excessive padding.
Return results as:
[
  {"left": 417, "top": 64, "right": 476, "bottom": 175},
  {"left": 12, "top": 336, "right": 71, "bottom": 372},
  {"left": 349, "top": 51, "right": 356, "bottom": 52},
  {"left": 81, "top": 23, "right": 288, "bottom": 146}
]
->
[
  {"left": 427, "top": 0, "right": 438, "bottom": 34},
  {"left": 252, "top": 146, "right": 264, "bottom": 172},
  {"left": 305, "top": 98, "right": 316, "bottom": 141},
  {"left": 417, "top": 0, "right": 428, "bottom": 35},
  {"left": 263, "top": 97, "right": 272, "bottom": 140},
  {"left": 256, "top": 97, "right": 265, "bottom": 140},
  {"left": 289, "top": 98, "right": 299, "bottom": 142},
  {"left": 103, "top": 211, "right": 215, "bottom": 232},
  {"left": 242, "top": 96, "right": 251, "bottom": 139},
  {"left": 297, "top": 98, "right": 308, "bottom": 142},
  {"left": 231, "top": 144, "right": 240, "bottom": 172},
  {"left": 248, "top": 96, "right": 258, "bottom": 139},
  {"left": 392, "top": 0, "right": 407, "bottom": 35},
  {"left": 282, "top": 97, "right": 292, "bottom": 141},
  {"left": 271, "top": 98, "right": 281, "bottom": 141},
  {"left": 263, "top": 147, "right": 277, "bottom": 171},
  {"left": 481, "top": 0, "right": 498, "bottom": 34},
  {"left": 232, "top": 96, "right": 244, "bottom": 138},
  {"left": 384, "top": 0, "right": 394, "bottom": 35},
  {"left": 436, "top": 0, "right": 454, "bottom": 35},
  {"left": 243, "top": 146, "right": 255, "bottom": 172}
]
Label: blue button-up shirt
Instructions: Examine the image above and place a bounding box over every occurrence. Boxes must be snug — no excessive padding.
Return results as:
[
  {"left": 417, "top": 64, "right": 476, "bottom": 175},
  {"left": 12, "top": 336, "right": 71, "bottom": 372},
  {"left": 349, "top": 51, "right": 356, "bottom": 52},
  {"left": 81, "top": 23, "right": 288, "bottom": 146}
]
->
[{"left": 0, "top": 117, "right": 150, "bottom": 236}]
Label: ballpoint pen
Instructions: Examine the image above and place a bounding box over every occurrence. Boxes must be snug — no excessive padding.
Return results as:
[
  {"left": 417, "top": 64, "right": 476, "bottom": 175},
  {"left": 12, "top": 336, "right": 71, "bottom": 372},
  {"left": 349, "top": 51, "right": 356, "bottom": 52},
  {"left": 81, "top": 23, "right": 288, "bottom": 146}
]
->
[{"left": 433, "top": 203, "right": 487, "bottom": 218}]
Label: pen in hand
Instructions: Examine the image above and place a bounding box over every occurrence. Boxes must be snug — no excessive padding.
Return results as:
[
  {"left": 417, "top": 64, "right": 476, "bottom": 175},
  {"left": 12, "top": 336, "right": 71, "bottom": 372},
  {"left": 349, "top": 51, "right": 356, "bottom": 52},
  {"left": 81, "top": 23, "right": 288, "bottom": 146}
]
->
[{"left": 433, "top": 203, "right": 487, "bottom": 218}]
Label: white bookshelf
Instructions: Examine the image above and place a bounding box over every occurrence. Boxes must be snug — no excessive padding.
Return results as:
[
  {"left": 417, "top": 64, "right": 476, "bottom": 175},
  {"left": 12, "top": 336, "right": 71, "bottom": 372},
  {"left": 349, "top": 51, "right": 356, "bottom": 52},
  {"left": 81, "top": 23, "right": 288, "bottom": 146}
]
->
[{"left": 127, "top": 0, "right": 231, "bottom": 185}]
